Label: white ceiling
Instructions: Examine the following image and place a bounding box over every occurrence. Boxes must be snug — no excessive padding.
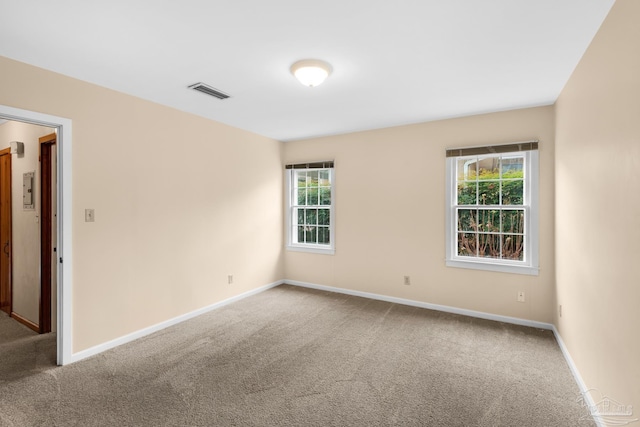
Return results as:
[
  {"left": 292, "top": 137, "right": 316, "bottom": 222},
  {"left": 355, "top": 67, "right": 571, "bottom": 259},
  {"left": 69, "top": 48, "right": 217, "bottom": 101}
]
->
[{"left": 0, "top": 0, "right": 615, "bottom": 141}]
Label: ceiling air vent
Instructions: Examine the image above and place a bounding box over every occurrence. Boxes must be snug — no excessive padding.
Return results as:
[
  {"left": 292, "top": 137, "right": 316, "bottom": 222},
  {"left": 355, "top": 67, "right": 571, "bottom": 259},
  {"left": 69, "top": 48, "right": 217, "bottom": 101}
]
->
[{"left": 188, "top": 82, "right": 230, "bottom": 100}]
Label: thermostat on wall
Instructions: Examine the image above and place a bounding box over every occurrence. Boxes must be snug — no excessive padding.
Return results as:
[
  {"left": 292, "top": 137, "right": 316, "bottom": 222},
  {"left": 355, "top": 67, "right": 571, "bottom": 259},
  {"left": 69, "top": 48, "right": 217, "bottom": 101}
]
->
[{"left": 23, "top": 171, "right": 35, "bottom": 210}]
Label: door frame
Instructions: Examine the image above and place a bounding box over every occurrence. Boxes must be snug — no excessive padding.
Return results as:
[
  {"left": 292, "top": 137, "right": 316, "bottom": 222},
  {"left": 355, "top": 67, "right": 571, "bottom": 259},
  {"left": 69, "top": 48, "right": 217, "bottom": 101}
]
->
[
  {"left": 0, "top": 104, "right": 72, "bottom": 365},
  {"left": 0, "top": 147, "right": 12, "bottom": 317},
  {"left": 39, "top": 133, "right": 56, "bottom": 334}
]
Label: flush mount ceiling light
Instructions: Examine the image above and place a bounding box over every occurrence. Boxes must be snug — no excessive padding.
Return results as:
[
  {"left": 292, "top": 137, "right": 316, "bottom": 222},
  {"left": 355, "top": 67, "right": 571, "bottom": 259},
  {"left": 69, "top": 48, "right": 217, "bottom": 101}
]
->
[{"left": 290, "top": 59, "right": 332, "bottom": 87}]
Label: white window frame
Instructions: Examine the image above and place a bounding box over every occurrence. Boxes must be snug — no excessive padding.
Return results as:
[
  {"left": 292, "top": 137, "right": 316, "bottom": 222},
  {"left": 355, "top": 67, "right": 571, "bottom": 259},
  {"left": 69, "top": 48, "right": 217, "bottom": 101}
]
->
[
  {"left": 445, "top": 148, "right": 539, "bottom": 275},
  {"left": 286, "top": 166, "right": 335, "bottom": 255}
]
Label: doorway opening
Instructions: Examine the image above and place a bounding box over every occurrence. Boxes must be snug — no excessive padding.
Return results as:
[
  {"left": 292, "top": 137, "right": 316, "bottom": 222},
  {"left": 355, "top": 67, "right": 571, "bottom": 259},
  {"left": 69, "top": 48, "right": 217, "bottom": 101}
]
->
[
  {"left": 0, "top": 104, "right": 72, "bottom": 365},
  {"left": 0, "top": 124, "right": 57, "bottom": 335},
  {"left": 0, "top": 146, "right": 11, "bottom": 317},
  {"left": 40, "top": 132, "right": 57, "bottom": 334}
]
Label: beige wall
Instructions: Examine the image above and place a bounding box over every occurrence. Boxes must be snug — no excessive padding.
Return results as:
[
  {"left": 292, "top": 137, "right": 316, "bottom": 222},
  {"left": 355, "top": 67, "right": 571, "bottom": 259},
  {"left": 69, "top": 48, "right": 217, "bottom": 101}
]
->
[
  {"left": 556, "top": 0, "right": 640, "bottom": 413},
  {"left": 283, "top": 106, "right": 556, "bottom": 323},
  {"left": 0, "top": 121, "right": 55, "bottom": 326},
  {"left": 0, "top": 55, "right": 284, "bottom": 352}
]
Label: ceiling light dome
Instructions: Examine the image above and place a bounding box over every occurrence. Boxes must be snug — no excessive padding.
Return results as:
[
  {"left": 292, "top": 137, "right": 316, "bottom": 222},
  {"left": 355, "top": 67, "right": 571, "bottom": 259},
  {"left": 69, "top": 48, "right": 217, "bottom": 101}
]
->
[{"left": 290, "top": 59, "right": 332, "bottom": 87}]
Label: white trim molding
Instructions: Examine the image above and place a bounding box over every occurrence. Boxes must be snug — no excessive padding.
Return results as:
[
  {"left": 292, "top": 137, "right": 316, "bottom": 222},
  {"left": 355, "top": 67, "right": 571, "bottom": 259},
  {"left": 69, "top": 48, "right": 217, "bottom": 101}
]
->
[
  {"left": 552, "top": 327, "right": 607, "bottom": 427},
  {"left": 70, "top": 280, "right": 284, "bottom": 363},
  {"left": 286, "top": 279, "right": 552, "bottom": 330}
]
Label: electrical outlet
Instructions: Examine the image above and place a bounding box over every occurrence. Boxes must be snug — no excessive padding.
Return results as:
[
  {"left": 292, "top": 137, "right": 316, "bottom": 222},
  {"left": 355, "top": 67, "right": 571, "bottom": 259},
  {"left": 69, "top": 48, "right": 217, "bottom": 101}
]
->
[
  {"left": 403, "top": 276, "right": 411, "bottom": 286},
  {"left": 559, "top": 304, "right": 562, "bottom": 317},
  {"left": 517, "top": 291, "right": 525, "bottom": 302},
  {"left": 228, "top": 275, "right": 233, "bottom": 285}
]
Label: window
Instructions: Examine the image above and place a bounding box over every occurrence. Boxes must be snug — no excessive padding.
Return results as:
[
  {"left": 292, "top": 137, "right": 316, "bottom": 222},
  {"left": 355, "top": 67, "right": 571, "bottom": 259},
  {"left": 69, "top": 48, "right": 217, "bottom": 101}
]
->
[
  {"left": 445, "top": 142, "right": 539, "bottom": 275},
  {"left": 286, "top": 162, "right": 335, "bottom": 254}
]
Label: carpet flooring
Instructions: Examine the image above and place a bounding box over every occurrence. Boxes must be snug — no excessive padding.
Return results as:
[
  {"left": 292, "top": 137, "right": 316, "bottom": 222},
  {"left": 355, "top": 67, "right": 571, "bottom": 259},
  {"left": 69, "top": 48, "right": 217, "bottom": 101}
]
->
[{"left": 0, "top": 285, "right": 594, "bottom": 426}]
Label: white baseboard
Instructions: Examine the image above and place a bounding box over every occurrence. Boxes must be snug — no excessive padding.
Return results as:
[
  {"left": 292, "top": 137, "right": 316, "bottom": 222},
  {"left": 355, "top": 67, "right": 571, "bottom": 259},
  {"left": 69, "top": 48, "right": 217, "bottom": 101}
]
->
[
  {"left": 285, "top": 279, "right": 603, "bottom": 427},
  {"left": 285, "top": 279, "right": 554, "bottom": 330},
  {"left": 70, "top": 280, "right": 284, "bottom": 363},
  {"left": 551, "top": 326, "right": 606, "bottom": 427}
]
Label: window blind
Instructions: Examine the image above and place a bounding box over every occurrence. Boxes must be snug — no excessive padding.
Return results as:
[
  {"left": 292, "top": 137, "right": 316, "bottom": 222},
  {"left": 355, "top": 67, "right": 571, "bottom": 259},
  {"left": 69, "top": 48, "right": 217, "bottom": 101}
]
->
[
  {"left": 446, "top": 141, "right": 538, "bottom": 158},
  {"left": 285, "top": 161, "right": 334, "bottom": 169}
]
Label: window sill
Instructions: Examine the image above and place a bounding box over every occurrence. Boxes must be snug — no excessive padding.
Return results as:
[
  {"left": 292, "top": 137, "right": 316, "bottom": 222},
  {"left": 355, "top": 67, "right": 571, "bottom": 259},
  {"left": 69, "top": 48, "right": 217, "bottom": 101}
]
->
[
  {"left": 287, "top": 245, "right": 335, "bottom": 255},
  {"left": 446, "top": 259, "right": 539, "bottom": 276}
]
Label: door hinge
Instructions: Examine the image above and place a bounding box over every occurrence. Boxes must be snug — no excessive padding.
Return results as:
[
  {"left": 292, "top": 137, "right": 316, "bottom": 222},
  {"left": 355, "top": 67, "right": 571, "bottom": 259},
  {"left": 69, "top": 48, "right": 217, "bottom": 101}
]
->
[{"left": 59, "top": 257, "right": 63, "bottom": 264}]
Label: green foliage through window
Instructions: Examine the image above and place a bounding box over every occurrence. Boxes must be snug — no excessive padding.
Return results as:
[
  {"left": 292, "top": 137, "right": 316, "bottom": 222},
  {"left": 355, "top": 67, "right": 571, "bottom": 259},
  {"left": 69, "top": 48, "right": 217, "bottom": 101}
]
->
[
  {"left": 455, "top": 155, "right": 525, "bottom": 261},
  {"left": 291, "top": 168, "right": 332, "bottom": 246}
]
